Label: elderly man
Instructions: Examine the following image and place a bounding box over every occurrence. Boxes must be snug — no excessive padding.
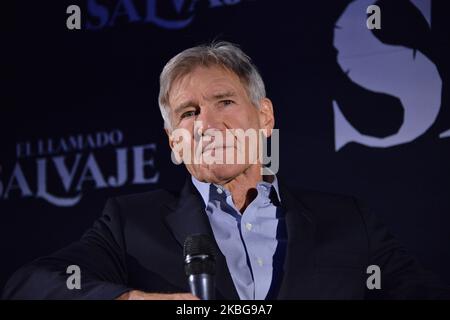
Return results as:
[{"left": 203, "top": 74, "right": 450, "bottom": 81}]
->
[{"left": 3, "top": 42, "right": 449, "bottom": 300}]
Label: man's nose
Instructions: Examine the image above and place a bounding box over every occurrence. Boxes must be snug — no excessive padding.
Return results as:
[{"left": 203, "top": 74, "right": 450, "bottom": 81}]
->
[{"left": 196, "top": 105, "right": 224, "bottom": 131}]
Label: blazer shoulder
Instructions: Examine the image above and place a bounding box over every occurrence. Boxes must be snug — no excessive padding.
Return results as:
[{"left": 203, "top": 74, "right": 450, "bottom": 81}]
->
[
  {"left": 284, "top": 186, "right": 362, "bottom": 224},
  {"left": 287, "top": 186, "right": 357, "bottom": 209},
  {"left": 109, "top": 188, "right": 180, "bottom": 217},
  {"left": 285, "top": 186, "right": 369, "bottom": 253}
]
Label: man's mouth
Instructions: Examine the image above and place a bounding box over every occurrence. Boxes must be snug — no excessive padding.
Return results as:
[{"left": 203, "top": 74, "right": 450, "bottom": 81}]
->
[{"left": 201, "top": 144, "right": 235, "bottom": 154}]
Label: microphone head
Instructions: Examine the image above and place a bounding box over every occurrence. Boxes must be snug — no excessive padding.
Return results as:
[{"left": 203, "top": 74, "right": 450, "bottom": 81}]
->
[{"left": 183, "top": 234, "right": 216, "bottom": 276}]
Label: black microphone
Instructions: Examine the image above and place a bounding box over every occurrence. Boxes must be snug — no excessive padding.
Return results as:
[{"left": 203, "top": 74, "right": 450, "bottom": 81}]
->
[{"left": 183, "top": 234, "right": 216, "bottom": 300}]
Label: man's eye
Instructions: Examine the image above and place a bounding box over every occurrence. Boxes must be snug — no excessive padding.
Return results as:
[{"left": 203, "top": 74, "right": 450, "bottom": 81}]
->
[
  {"left": 220, "top": 100, "right": 235, "bottom": 106},
  {"left": 181, "top": 111, "right": 196, "bottom": 119}
]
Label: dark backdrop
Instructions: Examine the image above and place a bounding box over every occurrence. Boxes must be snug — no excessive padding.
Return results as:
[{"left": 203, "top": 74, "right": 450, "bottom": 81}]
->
[{"left": 1, "top": 0, "right": 449, "bottom": 291}]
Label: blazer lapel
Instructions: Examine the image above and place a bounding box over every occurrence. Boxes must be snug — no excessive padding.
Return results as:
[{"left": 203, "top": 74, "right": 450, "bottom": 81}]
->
[
  {"left": 164, "top": 178, "right": 239, "bottom": 300},
  {"left": 277, "top": 183, "right": 317, "bottom": 299}
]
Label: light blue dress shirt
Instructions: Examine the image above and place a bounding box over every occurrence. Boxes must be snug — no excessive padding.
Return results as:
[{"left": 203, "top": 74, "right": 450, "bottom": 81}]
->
[{"left": 191, "top": 175, "right": 282, "bottom": 300}]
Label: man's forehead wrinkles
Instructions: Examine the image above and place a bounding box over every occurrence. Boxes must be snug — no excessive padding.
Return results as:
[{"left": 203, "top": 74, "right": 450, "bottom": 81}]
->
[
  {"left": 169, "top": 74, "right": 195, "bottom": 105},
  {"left": 174, "top": 85, "right": 236, "bottom": 104},
  {"left": 169, "top": 69, "right": 243, "bottom": 108},
  {"left": 202, "top": 90, "right": 236, "bottom": 101},
  {"left": 170, "top": 88, "right": 194, "bottom": 110}
]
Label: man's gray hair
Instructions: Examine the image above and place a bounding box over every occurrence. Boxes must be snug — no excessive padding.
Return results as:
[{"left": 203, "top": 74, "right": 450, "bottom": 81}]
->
[{"left": 158, "top": 41, "right": 266, "bottom": 130}]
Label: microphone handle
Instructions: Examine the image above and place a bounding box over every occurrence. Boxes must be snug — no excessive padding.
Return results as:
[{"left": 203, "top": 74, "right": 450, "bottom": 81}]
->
[{"left": 188, "top": 274, "right": 215, "bottom": 300}]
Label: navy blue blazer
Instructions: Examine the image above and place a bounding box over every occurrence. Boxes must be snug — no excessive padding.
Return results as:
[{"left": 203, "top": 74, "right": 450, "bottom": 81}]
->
[{"left": 3, "top": 178, "right": 449, "bottom": 299}]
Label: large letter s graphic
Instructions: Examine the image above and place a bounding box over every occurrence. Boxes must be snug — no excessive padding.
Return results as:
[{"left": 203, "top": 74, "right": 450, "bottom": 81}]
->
[{"left": 333, "top": 0, "right": 443, "bottom": 150}]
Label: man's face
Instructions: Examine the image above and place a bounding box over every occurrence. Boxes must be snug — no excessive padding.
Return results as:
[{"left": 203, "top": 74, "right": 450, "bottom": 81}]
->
[{"left": 166, "top": 65, "right": 274, "bottom": 184}]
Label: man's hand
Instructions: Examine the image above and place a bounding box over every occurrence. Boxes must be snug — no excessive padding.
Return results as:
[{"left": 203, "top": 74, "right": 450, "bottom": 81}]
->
[{"left": 116, "top": 290, "right": 199, "bottom": 300}]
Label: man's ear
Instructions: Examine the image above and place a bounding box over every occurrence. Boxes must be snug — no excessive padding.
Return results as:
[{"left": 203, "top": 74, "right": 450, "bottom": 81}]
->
[
  {"left": 258, "top": 98, "right": 275, "bottom": 137},
  {"left": 165, "top": 127, "right": 184, "bottom": 164}
]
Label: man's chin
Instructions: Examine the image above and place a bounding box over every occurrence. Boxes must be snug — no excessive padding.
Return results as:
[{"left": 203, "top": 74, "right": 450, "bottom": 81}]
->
[{"left": 192, "top": 163, "right": 249, "bottom": 185}]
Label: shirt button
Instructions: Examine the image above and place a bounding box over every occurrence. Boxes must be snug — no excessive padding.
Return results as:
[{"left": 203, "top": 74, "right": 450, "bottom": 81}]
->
[
  {"left": 216, "top": 188, "right": 223, "bottom": 194},
  {"left": 245, "top": 223, "right": 252, "bottom": 231},
  {"left": 257, "top": 258, "right": 264, "bottom": 267}
]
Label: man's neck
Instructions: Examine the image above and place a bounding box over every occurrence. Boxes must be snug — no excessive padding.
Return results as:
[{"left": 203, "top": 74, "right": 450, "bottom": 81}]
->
[{"left": 222, "top": 164, "right": 268, "bottom": 213}]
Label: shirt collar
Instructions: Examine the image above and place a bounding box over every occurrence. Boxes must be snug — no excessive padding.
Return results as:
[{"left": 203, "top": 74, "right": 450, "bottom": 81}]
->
[{"left": 191, "top": 174, "right": 281, "bottom": 208}]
